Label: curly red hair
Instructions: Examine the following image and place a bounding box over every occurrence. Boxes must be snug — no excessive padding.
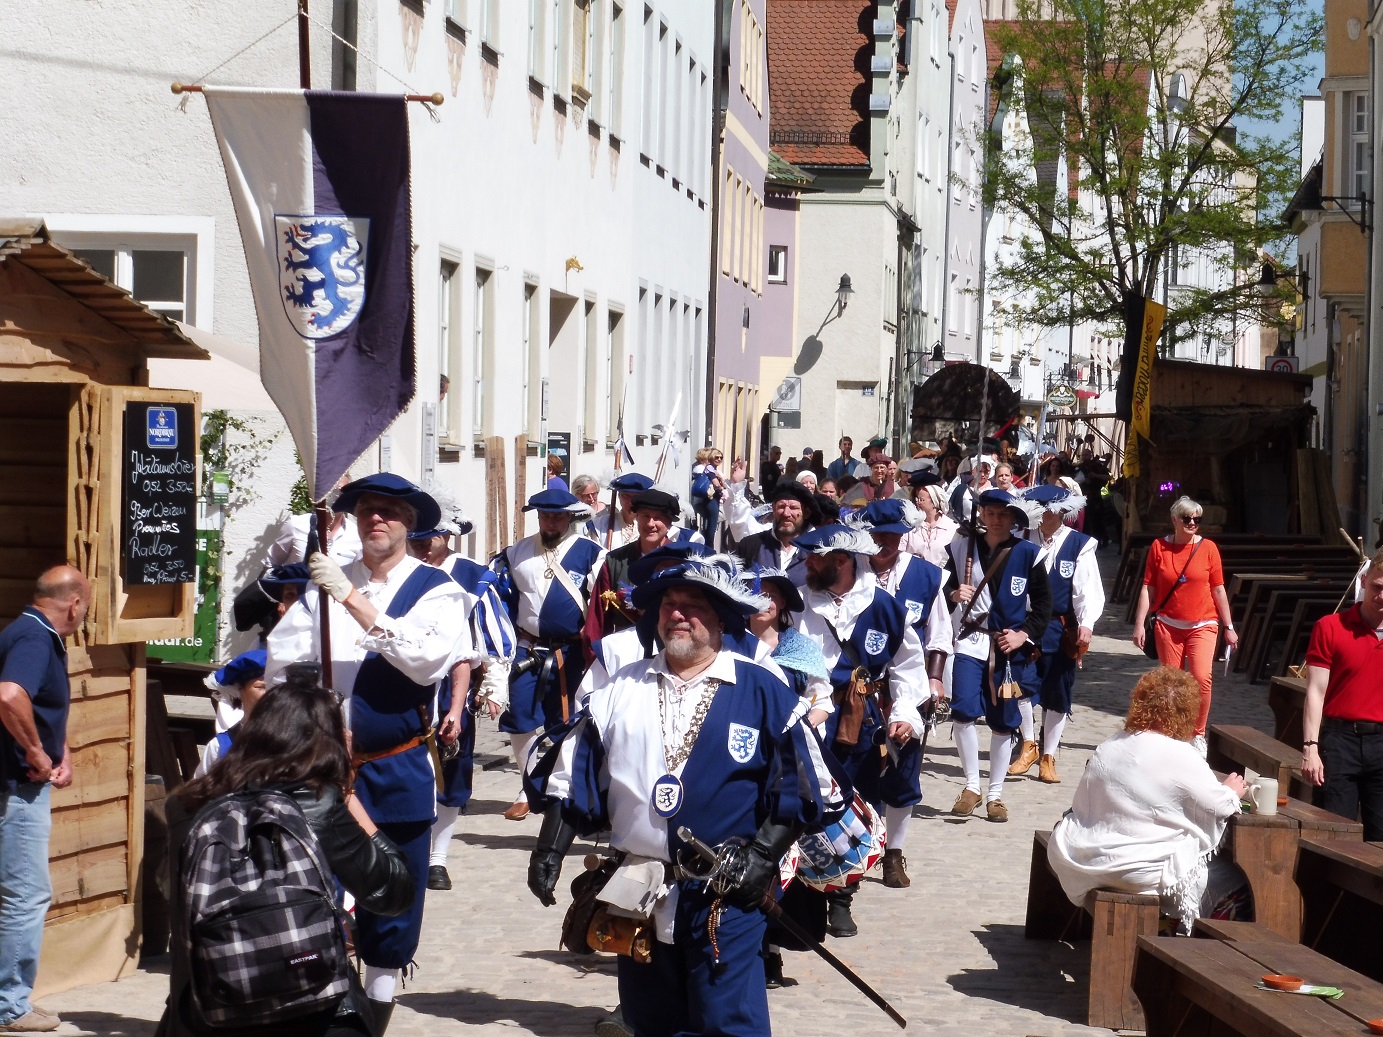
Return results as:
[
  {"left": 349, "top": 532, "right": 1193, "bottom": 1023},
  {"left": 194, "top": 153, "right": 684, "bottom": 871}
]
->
[{"left": 1124, "top": 667, "right": 1201, "bottom": 742}]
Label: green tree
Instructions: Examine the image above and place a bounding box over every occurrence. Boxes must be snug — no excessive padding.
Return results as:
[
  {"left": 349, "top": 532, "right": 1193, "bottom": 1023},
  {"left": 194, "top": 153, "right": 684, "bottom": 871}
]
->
[{"left": 981, "top": 0, "right": 1321, "bottom": 358}]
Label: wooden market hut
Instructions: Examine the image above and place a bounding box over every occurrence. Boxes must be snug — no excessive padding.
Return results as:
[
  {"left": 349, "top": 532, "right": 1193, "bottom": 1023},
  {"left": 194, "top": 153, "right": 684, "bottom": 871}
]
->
[
  {"left": 0, "top": 221, "right": 207, "bottom": 994},
  {"left": 1123, "top": 359, "right": 1326, "bottom": 538}
]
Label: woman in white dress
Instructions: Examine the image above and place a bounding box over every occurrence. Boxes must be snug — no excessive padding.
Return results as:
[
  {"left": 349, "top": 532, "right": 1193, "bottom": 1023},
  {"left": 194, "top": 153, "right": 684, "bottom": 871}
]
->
[{"left": 1046, "top": 667, "right": 1251, "bottom": 934}]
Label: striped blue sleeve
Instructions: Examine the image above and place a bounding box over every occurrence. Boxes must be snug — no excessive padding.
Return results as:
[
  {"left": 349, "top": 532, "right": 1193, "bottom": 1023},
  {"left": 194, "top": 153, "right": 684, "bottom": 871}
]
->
[
  {"left": 523, "top": 710, "right": 609, "bottom": 835},
  {"left": 471, "top": 581, "right": 517, "bottom": 661}
]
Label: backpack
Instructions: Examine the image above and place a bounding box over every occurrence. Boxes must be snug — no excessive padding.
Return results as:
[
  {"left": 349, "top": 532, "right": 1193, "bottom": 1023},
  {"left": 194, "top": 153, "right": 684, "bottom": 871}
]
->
[
  {"left": 691, "top": 468, "right": 714, "bottom": 500},
  {"left": 177, "top": 789, "right": 352, "bottom": 1028}
]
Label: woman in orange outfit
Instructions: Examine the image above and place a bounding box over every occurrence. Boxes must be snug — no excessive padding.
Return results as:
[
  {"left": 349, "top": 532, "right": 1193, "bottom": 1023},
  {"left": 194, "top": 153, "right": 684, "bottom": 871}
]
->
[{"left": 1131, "top": 496, "right": 1239, "bottom": 752}]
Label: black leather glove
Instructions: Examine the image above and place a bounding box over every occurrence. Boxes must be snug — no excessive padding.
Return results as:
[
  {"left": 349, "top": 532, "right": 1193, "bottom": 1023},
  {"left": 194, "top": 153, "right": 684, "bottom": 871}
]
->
[
  {"left": 527, "top": 806, "right": 576, "bottom": 907},
  {"left": 723, "top": 819, "right": 803, "bottom": 910}
]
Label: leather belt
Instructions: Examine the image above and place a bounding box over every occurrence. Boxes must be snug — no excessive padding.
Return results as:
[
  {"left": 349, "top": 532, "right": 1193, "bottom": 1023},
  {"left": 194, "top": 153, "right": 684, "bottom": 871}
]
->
[
  {"left": 518, "top": 630, "right": 579, "bottom": 650},
  {"left": 351, "top": 734, "right": 427, "bottom": 767},
  {"left": 1322, "top": 716, "right": 1383, "bottom": 735}
]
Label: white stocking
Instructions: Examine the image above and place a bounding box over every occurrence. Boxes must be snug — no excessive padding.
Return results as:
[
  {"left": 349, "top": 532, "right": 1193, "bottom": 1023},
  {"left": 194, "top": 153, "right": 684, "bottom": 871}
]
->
[
  {"left": 954, "top": 720, "right": 981, "bottom": 793},
  {"left": 509, "top": 730, "right": 538, "bottom": 803},
  {"left": 430, "top": 804, "right": 460, "bottom": 867},
  {"left": 1017, "top": 697, "right": 1035, "bottom": 743},
  {"left": 987, "top": 730, "right": 1014, "bottom": 802},
  {"left": 1043, "top": 710, "right": 1068, "bottom": 757},
  {"left": 363, "top": 966, "right": 396, "bottom": 1002},
  {"left": 885, "top": 805, "right": 913, "bottom": 852}
]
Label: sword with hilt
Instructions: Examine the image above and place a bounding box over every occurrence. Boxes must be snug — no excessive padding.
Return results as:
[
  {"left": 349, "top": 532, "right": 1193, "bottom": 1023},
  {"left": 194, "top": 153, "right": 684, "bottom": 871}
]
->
[{"left": 676, "top": 826, "right": 908, "bottom": 1029}]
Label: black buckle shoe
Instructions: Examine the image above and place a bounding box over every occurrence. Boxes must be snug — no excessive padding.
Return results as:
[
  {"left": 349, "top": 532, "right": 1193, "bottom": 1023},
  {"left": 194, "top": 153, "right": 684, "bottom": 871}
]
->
[
  {"left": 427, "top": 865, "right": 452, "bottom": 891},
  {"left": 826, "top": 899, "right": 858, "bottom": 938}
]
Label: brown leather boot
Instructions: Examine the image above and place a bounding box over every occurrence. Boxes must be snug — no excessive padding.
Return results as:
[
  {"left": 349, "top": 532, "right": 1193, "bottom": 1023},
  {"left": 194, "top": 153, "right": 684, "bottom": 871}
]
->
[
  {"left": 881, "top": 848, "right": 910, "bottom": 888},
  {"left": 951, "top": 788, "right": 982, "bottom": 816},
  {"left": 1007, "top": 739, "right": 1040, "bottom": 776},
  {"left": 1038, "top": 754, "right": 1060, "bottom": 783}
]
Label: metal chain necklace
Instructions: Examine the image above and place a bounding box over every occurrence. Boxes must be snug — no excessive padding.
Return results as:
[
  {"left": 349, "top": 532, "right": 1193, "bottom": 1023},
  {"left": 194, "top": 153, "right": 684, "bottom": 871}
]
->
[
  {"left": 650, "top": 674, "right": 721, "bottom": 819},
  {"left": 659, "top": 676, "right": 721, "bottom": 772}
]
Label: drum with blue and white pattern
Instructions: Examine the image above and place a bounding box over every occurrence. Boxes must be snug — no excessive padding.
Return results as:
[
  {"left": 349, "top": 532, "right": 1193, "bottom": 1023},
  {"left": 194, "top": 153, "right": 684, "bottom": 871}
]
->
[{"left": 793, "top": 793, "right": 886, "bottom": 892}]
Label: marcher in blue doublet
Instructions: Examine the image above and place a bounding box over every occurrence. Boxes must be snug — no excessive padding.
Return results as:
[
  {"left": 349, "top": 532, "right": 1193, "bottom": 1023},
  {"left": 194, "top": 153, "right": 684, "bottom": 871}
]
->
[
  {"left": 406, "top": 495, "right": 518, "bottom": 891},
  {"left": 525, "top": 560, "right": 844, "bottom": 1037},
  {"left": 1010, "top": 484, "right": 1104, "bottom": 784},
  {"left": 856, "top": 500, "right": 953, "bottom": 889},
  {"left": 733, "top": 481, "right": 820, "bottom": 587},
  {"left": 265, "top": 474, "right": 474, "bottom": 1021},
  {"left": 739, "top": 567, "right": 834, "bottom": 988},
  {"left": 490, "top": 488, "right": 602, "bottom": 821},
  {"left": 941, "top": 489, "right": 1052, "bottom": 824},
  {"left": 792, "top": 523, "right": 940, "bottom": 935}
]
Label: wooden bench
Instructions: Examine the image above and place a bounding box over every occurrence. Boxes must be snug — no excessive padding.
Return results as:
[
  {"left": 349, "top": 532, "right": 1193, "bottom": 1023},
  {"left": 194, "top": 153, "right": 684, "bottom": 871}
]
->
[
  {"left": 1207, "top": 724, "right": 1301, "bottom": 793},
  {"left": 1296, "top": 837, "right": 1383, "bottom": 981},
  {"left": 1135, "top": 924, "right": 1383, "bottom": 1036},
  {"left": 1024, "top": 829, "right": 1158, "bottom": 1030}
]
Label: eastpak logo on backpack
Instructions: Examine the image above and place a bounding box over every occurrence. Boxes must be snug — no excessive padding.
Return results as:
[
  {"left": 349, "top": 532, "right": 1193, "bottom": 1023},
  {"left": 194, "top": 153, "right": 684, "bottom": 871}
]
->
[{"left": 178, "top": 789, "right": 351, "bottom": 1027}]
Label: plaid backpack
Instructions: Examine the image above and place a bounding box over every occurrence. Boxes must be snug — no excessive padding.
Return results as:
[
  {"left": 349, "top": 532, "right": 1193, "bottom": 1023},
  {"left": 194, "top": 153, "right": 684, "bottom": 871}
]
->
[{"left": 178, "top": 789, "right": 352, "bottom": 1027}]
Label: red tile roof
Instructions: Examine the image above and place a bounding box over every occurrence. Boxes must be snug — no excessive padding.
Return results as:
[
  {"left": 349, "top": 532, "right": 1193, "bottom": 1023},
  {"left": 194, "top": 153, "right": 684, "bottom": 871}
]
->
[{"left": 766, "top": 1, "right": 872, "bottom": 168}]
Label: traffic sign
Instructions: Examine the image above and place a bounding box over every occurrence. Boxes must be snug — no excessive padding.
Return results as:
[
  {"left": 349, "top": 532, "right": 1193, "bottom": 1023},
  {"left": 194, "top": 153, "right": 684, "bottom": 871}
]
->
[{"left": 1264, "top": 356, "right": 1300, "bottom": 374}]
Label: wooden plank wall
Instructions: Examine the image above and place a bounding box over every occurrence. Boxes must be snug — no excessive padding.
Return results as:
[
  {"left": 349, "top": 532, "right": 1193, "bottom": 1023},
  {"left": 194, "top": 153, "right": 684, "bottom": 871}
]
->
[
  {"left": 0, "top": 383, "right": 70, "bottom": 622},
  {"left": 47, "top": 643, "right": 142, "bottom": 927}
]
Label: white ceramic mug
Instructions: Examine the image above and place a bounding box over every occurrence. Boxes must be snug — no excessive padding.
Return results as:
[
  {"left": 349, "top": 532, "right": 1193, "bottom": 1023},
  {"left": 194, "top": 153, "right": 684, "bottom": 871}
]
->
[{"left": 1247, "top": 776, "right": 1280, "bottom": 815}]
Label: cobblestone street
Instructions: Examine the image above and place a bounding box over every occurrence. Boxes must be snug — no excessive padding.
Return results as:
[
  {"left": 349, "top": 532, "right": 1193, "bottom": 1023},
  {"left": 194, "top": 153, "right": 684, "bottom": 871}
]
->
[{"left": 39, "top": 556, "right": 1276, "bottom": 1036}]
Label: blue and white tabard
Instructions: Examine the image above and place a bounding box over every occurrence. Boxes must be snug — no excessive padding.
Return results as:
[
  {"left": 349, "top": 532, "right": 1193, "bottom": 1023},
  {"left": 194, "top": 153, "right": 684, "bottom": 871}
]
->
[
  {"left": 946, "top": 535, "right": 1043, "bottom": 662},
  {"left": 1028, "top": 525, "right": 1103, "bottom": 653},
  {"left": 527, "top": 650, "right": 844, "bottom": 943},
  {"left": 491, "top": 532, "right": 603, "bottom": 641},
  {"left": 873, "top": 552, "right": 953, "bottom": 657},
  {"left": 265, "top": 554, "right": 476, "bottom": 822}
]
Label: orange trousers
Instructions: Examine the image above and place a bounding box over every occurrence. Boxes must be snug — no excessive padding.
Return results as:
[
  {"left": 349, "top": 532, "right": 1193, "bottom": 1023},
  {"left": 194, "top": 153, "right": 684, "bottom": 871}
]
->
[{"left": 1153, "top": 621, "right": 1219, "bottom": 735}]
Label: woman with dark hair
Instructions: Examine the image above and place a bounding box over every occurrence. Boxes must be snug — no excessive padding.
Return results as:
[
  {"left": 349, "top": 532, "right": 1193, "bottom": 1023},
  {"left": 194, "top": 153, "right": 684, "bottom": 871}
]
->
[
  {"left": 158, "top": 677, "right": 415, "bottom": 1037},
  {"left": 1046, "top": 668, "right": 1250, "bottom": 934}
]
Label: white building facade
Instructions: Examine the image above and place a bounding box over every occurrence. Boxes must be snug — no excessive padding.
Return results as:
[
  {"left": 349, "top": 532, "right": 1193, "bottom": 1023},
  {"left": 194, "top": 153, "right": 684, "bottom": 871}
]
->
[{"left": 1, "top": 0, "right": 712, "bottom": 655}]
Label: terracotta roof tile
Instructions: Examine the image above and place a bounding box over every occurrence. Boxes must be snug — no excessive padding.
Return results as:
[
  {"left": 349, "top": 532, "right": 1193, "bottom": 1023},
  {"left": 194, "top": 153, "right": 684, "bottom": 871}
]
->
[{"left": 767, "top": 1, "right": 872, "bottom": 167}]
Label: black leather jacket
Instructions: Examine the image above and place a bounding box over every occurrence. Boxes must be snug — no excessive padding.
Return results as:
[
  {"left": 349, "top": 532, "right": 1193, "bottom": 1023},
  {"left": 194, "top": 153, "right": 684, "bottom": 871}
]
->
[{"left": 156, "top": 783, "right": 414, "bottom": 1037}]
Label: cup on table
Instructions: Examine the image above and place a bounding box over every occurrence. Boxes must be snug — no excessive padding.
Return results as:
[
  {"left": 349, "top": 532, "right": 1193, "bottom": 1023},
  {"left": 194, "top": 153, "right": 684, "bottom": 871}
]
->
[{"left": 1246, "top": 776, "right": 1280, "bottom": 816}]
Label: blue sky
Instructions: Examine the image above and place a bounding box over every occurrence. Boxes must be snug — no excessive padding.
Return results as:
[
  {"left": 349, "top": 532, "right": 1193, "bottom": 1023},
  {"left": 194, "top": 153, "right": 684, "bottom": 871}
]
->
[{"left": 1237, "top": 0, "right": 1326, "bottom": 152}]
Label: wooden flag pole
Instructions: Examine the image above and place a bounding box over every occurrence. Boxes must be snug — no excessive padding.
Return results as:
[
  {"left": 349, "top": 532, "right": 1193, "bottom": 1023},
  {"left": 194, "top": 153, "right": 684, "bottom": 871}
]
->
[
  {"left": 314, "top": 499, "right": 334, "bottom": 691},
  {"left": 171, "top": 82, "right": 446, "bottom": 105},
  {"left": 298, "top": 0, "right": 311, "bottom": 90}
]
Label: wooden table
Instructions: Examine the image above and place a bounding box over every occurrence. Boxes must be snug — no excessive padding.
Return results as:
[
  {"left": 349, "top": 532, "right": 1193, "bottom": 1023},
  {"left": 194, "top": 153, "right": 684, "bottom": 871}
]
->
[
  {"left": 1134, "top": 929, "right": 1383, "bottom": 1036},
  {"left": 1226, "top": 805, "right": 1362, "bottom": 940},
  {"left": 1297, "top": 837, "right": 1383, "bottom": 981}
]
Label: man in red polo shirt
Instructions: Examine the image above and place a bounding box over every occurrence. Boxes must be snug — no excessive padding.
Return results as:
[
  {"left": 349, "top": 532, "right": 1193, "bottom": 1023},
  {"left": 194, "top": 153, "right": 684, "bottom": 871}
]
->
[{"left": 1301, "top": 550, "right": 1383, "bottom": 839}]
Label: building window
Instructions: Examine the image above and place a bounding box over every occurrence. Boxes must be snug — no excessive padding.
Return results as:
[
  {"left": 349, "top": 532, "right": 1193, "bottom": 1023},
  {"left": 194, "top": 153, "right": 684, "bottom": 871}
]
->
[
  {"left": 608, "top": 3, "right": 625, "bottom": 135},
  {"left": 478, "top": 0, "right": 498, "bottom": 45},
  {"left": 768, "top": 245, "right": 787, "bottom": 285},
  {"left": 641, "top": 5, "right": 656, "bottom": 157},
  {"left": 572, "top": 0, "right": 595, "bottom": 103},
  {"left": 438, "top": 259, "right": 462, "bottom": 443},
  {"left": 71, "top": 246, "right": 190, "bottom": 323},
  {"left": 472, "top": 267, "right": 494, "bottom": 436},
  {"left": 583, "top": 300, "right": 601, "bottom": 442},
  {"left": 607, "top": 308, "right": 625, "bottom": 439},
  {"left": 524, "top": 281, "right": 542, "bottom": 438},
  {"left": 1349, "top": 92, "right": 1369, "bottom": 202},
  {"left": 550, "top": 0, "right": 568, "bottom": 98},
  {"left": 657, "top": 20, "right": 669, "bottom": 170},
  {"left": 529, "top": 0, "right": 547, "bottom": 82}
]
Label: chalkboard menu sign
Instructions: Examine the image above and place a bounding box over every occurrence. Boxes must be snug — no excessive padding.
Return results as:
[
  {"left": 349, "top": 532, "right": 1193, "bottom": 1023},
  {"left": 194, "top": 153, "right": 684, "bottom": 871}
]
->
[{"left": 122, "top": 402, "right": 198, "bottom": 585}]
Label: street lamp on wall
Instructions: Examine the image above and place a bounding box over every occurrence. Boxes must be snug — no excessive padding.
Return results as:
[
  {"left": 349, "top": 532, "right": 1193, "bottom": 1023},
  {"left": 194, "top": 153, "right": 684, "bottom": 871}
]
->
[
  {"left": 1256, "top": 260, "right": 1309, "bottom": 299},
  {"left": 836, "top": 274, "right": 854, "bottom": 317}
]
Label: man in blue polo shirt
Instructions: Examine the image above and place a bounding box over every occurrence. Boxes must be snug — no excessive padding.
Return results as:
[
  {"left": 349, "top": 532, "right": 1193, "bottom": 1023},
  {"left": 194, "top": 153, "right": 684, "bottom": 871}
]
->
[{"left": 0, "top": 565, "right": 90, "bottom": 1033}]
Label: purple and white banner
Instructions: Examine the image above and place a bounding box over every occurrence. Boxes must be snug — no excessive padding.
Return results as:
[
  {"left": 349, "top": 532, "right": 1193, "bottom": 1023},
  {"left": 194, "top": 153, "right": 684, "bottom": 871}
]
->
[{"left": 204, "top": 87, "right": 415, "bottom": 499}]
